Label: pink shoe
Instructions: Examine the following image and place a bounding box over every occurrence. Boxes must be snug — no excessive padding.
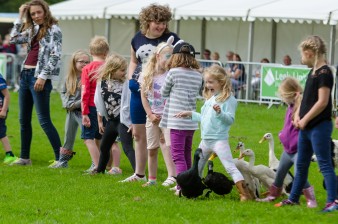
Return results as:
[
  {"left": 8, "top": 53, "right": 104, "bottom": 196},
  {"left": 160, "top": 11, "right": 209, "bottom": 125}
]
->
[
  {"left": 302, "top": 186, "right": 317, "bottom": 208},
  {"left": 256, "top": 184, "right": 283, "bottom": 202}
]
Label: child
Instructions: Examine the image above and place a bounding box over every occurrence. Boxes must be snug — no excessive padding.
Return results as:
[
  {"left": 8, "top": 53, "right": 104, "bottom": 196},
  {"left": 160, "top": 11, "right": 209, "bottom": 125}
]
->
[
  {"left": 257, "top": 77, "right": 317, "bottom": 207},
  {"left": 0, "top": 73, "right": 16, "bottom": 164},
  {"left": 275, "top": 35, "right": 337, "bottom": 212},
  {"left": 52, "top": 50, "right": 91, "bottom": 168},
  {"left": 159, "top": 41, "right": 203, "bottom": 194},
  {"left": 140, "top": 40, "right": 177, "bottom": 187},
  {"left": 93, "top": 53, "right": 127, "bottom": 174},
  {"left": 175, "top": 65, "right": 253, "bottom": 201},
  {"left": 81, "top": 36, "right": 109, "bottom": 170}
]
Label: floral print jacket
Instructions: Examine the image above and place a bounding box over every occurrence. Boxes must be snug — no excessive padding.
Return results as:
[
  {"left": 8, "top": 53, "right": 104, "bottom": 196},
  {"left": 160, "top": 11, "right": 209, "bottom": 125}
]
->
[{"left": 10, "top": 19, "right": 62, "bottom": 80}]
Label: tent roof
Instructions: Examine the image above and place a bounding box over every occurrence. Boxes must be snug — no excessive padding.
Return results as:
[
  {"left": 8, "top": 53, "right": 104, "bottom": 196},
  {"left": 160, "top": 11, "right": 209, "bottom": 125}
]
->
[
  {"left": 50, "top": 0, "right": 338, "bottom": 24},
  {"left": 50, "top": 0, "right": 130, "bottom": 19},
  {"left": 105, "top": 0, "right": 197, "bottom": 19},
  {"left": 247, "top": 0, "right": 338, "bottom": 25},
  {"left": 173, "top": 0, "right": 275, "bottom": 21}
]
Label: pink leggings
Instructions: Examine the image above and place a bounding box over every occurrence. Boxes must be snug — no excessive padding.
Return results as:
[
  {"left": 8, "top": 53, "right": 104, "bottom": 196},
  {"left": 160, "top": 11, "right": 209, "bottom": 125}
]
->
[{"left": 170, "top": 129, "right": 195, "bottom": 177}]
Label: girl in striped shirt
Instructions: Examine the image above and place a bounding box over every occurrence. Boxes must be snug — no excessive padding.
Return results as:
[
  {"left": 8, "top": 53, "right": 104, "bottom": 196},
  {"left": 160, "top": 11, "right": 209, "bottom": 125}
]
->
[{"left": 159, "top": 41, "right": 203, "bottom": 194}]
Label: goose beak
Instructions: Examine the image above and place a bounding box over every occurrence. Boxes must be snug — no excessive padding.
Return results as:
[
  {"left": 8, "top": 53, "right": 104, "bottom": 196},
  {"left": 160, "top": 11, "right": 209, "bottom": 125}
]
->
[
  {"left": 238, "top": 152, "right": 245, "bottom": 160},
  {"left": 259, "top": 137, "right": 266, "bottom": 143},
  {"left": 208, "top": 153, "right": 217, "bottom": 161}
]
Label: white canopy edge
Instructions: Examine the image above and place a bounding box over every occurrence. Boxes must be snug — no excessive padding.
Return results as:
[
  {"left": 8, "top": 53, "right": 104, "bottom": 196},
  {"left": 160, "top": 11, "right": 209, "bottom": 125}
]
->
[{"left": 50, "top": 0, "right": 338, "bottom": 25}]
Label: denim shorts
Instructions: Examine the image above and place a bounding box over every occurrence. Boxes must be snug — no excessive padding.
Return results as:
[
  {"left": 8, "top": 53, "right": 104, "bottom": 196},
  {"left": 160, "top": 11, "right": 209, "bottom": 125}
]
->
[
  {"left": 81, "top": 106, "right": 99, "bottom": 140},
  {"left": 129, "top": 79, "right": 146, "bottom": 124}
]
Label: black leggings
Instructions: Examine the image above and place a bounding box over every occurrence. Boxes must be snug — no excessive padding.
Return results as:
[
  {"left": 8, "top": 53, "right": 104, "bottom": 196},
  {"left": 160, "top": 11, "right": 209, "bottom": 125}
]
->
[
  {"left": 97, "top": 119, "right": 136, "bottom": 173},
  {"left": 119, "top": 124, "right": 136, "bottom": 171}
]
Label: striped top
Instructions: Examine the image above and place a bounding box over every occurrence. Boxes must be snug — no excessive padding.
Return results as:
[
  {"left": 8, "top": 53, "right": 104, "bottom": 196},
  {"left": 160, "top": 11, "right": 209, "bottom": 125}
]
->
[{"left": 159, "top": 67, "right": 203, "bottom": 130}]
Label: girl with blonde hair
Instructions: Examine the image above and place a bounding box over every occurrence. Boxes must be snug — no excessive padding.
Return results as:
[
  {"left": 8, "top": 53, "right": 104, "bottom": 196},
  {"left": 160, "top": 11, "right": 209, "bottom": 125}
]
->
[
  {"left": 175, "top": 64, "right": 253, "bottom": 200},
  {"left": 53, "top": 50, "right": 91, "bottom": 168},
  {"left": 93, "top": 54, "right": 128, "bottom": 174},
  {"left": 140, "top": 40, "right": 176, "bottom": 187},
  {"left": 258, "top": 77, "right": 317, "bottom": 207},
  {"left": 275, "top": 36, "right": 337, "bottom": 212}
]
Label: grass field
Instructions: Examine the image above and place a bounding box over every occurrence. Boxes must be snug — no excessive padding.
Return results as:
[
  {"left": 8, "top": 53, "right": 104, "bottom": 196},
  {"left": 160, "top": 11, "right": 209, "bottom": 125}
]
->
[{"left": 0, "top": 92, "right": 337, "bottom": 223}]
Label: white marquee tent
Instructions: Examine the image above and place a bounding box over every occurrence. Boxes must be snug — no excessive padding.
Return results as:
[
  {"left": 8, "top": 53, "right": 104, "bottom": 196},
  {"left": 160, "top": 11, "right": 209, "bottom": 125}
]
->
[{"left": 50, "top": 0, "right": 338, "bottom": 65}]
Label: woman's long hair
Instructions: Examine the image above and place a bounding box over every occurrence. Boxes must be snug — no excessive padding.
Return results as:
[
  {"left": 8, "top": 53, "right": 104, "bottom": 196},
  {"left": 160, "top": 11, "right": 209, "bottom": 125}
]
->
[{"left": 24, "top": 0, "right": 58, "bottom": 40}]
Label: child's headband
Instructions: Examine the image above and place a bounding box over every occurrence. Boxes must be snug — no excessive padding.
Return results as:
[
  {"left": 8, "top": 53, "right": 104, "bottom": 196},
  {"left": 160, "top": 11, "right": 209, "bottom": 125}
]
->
[{"left": 156, "top": 36, "right": 184, "bottom": 54}]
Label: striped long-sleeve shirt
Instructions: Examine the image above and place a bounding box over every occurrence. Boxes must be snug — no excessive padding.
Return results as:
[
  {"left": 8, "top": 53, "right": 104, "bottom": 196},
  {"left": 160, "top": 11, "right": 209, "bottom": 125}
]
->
[{"left": 159, "top": 67, "right": 203, "bottom": 130}]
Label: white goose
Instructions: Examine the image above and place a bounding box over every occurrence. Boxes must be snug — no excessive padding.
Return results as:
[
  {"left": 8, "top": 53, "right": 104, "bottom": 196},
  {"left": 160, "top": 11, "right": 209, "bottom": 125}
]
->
[
  {"left": 259, "top": 133, "right": 279, "bottom": 170},
  {"left": 259, "top": 133, "right": 293, "bottom": 189},
  {"left": 233, "top": 142, "right": 260, "bottom": 198},
  {"left": 239, "top": 149, "right": 276, "bottom": 190},
  {"left": 331, "top": 140, "right": 338, "bottom": 168}
]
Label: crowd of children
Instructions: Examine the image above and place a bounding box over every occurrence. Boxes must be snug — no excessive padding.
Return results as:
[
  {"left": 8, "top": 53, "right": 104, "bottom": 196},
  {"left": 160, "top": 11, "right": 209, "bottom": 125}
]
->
[{"left": 1, "top": 0, "right": 337, "bottom": 213}]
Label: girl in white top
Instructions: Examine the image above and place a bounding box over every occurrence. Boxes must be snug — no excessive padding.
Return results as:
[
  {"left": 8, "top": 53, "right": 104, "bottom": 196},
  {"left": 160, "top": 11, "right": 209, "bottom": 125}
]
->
[{"left": 140, "top": 40, "right": 176, "bottom": 187}]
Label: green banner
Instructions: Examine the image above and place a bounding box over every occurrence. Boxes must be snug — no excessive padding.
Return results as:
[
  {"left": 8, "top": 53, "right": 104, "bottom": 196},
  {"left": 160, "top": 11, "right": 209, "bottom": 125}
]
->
[
  {"left": 0, "top": 54, "right": 6, "bottom": 78},
  {"left": 260, "top": 65, "right": 310, "bottom": 99}
]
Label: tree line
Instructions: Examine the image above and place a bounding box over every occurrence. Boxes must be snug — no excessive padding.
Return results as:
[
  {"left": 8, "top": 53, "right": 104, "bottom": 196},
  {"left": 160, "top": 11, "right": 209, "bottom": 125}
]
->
[{"left": 0, "top": 0, "right": 66, "bottom": 12}]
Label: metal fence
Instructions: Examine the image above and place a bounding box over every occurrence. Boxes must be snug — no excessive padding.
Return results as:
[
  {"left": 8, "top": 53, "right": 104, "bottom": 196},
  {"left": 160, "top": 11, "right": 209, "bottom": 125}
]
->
[
  {"left": 5, "top": 53, "right": 337, "bottom": 109},
  {"left": 0, "top": 53, "right": 285, "bottom": 105}
]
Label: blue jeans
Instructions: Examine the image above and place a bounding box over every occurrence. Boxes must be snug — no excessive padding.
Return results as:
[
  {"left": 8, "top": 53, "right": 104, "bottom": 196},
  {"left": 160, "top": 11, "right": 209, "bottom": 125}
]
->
[
  {"left": 289, "top": 120, "right": 336, "bottom": 203},
  {"left": 19, "top": 68, "right": 61, "bottom": 160},
  {"left": 274, "top": 151, "right": 310, "bottom": 189}
]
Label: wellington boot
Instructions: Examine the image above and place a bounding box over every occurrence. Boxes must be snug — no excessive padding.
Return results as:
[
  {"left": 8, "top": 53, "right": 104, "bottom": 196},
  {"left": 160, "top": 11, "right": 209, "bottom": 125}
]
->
[{"left": 236, "top": 180, "right": 254, "bottom": 201}]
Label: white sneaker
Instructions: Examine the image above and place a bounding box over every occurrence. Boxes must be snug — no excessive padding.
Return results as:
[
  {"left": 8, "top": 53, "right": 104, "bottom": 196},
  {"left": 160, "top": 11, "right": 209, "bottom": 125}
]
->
[
  {"left": 169, "top": 185, "right": 178, "bottom": 191},
  {"left": 162, "top": 177, "right": 177, "bottom": 187},
  {"left": 84, "top": 162, "right": 95, "bottom": 173},
  {"left": 119, "top": 173, "right": 147, "bottom": 182},
  {"left": 10, "top": 158, "right": 32, "bottom": 166}
]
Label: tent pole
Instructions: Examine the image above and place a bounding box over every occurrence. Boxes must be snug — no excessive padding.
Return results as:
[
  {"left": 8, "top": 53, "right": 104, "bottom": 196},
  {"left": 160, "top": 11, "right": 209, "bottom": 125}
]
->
[
  {"left": 329, "top": 25, "right": 336, "bottom": 65},
  {"left": 246, "top": 21, "right": 254, "bottom": 100},
  {"left": 105, "top": 18, "right": 111, "bottom": 43},
  {"left": 174, "top": 20, "right": 180, "bottom": 36},
  {"left": 201, "top": 19, "right": 206, "bottom": 55},
  {"left": 271, "top": 21, "right": 277, "bottom": 63}
]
